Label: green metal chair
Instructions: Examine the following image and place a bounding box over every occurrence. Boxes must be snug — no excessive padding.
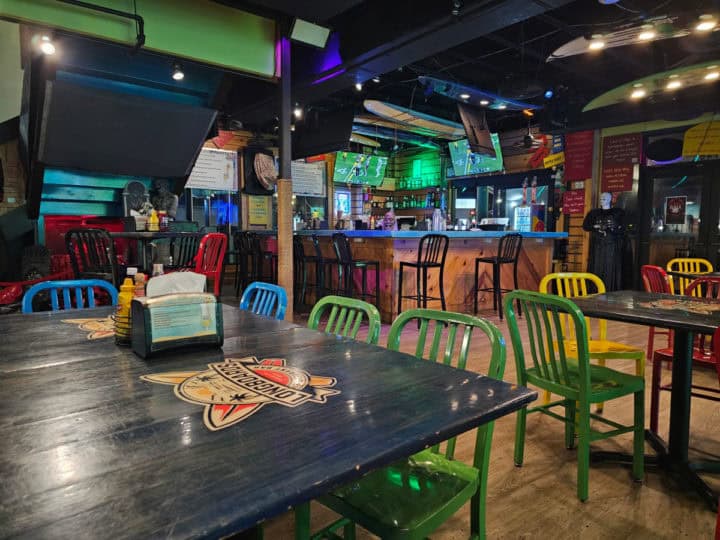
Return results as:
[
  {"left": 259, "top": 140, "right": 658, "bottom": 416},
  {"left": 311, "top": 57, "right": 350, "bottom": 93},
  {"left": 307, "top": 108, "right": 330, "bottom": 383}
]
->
[
  {"left": 307, "top": 295, "right": 381, "bottom": 345},
  {"left": 297, "top": 308, "right": 506, "bottom": 540},
  {"left": 503, "top": 290, "right": 644, "bottom": 503}
]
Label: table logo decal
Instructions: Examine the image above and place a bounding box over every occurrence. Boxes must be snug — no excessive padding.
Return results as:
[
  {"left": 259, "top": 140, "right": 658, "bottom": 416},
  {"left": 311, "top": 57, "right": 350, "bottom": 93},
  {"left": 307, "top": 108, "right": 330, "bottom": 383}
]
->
[
  {"left": 639, "top": 299, "right": 720, "bottom": 315},
  {"left": 62, "top": 316, "right": 114, "bottom": 340},
  {"left": 141, "top": 357, "right": 340, "bottom": 431}
]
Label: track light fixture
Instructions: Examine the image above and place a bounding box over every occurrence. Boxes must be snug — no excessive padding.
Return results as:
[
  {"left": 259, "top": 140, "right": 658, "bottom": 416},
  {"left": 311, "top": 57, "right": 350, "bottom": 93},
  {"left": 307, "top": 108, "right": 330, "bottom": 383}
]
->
[
  {"left": 172, "top": 63, "right": 184, "bottom": 81},
  {"left": 451, "top": 0, "right": 462, "bottom": 16}
]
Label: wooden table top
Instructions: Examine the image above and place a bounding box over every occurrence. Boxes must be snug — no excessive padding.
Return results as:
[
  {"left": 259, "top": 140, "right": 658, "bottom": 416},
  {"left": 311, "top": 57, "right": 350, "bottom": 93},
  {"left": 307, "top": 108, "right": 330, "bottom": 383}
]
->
[
  {"left": 571, "top": 290, "right": 720, "bottom": 334},
  {"left": 0, "top": 306, "right": 535, "bottom": 538}
]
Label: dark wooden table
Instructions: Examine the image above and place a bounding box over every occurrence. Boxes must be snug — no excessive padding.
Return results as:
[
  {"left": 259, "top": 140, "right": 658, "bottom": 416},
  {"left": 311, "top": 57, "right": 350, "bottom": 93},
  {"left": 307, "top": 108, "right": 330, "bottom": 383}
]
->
[
  {"left": 572, "top": 290, "right": 720, "bottom": 509},
  {"left": 110, "top": 231, "right": 205, "bottom": 273},
  {"left": 0, "top": 306, "right": 535, "bottom": 538}
]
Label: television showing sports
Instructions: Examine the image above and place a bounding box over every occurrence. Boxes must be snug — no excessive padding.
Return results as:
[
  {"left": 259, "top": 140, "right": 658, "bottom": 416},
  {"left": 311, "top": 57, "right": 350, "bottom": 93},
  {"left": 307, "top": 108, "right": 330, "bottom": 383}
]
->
[
  {"left": 448, "top": 134, "right": 503, "bottom": 177},
  {"left": 333, "top": 151, "right": 388, "bottom": 186}
]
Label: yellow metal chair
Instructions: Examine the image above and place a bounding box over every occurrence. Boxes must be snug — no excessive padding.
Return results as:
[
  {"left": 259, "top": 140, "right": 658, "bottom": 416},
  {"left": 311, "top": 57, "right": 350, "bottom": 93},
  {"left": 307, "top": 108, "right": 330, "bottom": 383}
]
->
[
  {"left": 666, "top": 258, "right": 713, "bottom": 295},
  {"left": 539, "top": 272, "right": 645, "bottom": 412}
]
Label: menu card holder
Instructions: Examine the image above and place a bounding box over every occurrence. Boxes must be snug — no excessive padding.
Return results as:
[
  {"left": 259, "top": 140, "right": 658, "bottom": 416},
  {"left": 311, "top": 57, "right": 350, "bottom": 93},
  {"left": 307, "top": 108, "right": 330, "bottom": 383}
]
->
[{"left": 131, "top": 292, "right": 223, "bottom": 358}]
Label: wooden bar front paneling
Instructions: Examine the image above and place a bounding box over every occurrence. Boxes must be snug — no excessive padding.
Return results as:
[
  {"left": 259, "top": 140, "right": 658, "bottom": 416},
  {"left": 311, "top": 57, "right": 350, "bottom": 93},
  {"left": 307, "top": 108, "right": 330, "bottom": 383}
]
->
[{"left": 299, "top": 232, "right": 562, "bottom": 322}]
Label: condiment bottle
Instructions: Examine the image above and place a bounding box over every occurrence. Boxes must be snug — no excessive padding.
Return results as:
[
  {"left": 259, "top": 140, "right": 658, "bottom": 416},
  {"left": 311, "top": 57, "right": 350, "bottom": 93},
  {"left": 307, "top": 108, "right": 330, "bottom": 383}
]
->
[
  {"left": 147, "top": 209, "right": 160, "bottom": 232},
  {"left": 134, "top": 273, "right": 146, "bottom": 297},
  {"left": 158, "top": 211, "right": 169, "bottom": 232},
  {"left": 114, "top": 278, "right": 134, "bottom": 346}
]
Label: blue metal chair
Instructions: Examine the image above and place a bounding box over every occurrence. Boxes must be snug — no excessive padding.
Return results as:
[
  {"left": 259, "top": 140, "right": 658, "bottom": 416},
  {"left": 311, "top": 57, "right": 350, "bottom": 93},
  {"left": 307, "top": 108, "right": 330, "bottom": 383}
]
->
[
  {"left": 239, "top": 281, "right": 288, "bottom": 320},
  {"left": 22, "top": 279, "right": 119, "bottom": 313}
]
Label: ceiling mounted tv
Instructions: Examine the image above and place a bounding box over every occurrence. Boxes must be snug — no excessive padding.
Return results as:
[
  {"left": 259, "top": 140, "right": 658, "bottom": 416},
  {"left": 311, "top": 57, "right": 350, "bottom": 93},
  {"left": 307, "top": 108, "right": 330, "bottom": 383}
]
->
[
  {"left": 37, "top": 80, "right": 217, "bottom": 178},
  {"left": 448, "top": 134, "right": 503, "bottom": 177},
  {"left": 292, "top": 108, "right": 354, "bottom": 160},
  {"left": 333, "top": 151, "right": 387, "bottom": 186}
]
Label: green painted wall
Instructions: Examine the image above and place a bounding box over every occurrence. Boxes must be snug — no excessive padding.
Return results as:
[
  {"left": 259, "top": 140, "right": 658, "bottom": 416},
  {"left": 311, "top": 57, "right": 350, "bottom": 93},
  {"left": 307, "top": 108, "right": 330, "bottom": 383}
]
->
[
  {"left": 387, "top": 148, "right": 444, "bottom": 189},
  {"left": 0, "top": 20, "right": 22, "bottom": 123},
  {"left": 0, "top": 0, "right": 276, "bottom": 77}
]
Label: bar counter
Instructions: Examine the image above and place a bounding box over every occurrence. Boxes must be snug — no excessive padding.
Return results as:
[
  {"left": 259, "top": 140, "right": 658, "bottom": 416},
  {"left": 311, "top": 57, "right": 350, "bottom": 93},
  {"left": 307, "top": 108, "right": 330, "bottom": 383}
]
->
[{"left": 291, "top": 229, "right": 567, "bottom": 321}]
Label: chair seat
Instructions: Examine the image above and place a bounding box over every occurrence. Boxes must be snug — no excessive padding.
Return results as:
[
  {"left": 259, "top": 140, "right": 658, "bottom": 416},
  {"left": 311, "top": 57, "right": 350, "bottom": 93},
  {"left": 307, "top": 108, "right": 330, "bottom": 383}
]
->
[
  {"left": 345, "top": 260, "right": 378, "bottom": 267},
  {"left": 563, "top": 339, "right": 644, "bottom": 358},
  {"left": 476, "top": 256, "right": 515, "bottom": 264},
  {"left": 320, "top": 449, "right": 478, "bottom": 539},
  {"left": 526, "top": 361, "right": 644, "bottom": 403},
  {"left": 400, "top": 261, "right": 443, "bottom": 269},
  {"left": 653, "top": 347, "right": 717, "bottom": 365}
]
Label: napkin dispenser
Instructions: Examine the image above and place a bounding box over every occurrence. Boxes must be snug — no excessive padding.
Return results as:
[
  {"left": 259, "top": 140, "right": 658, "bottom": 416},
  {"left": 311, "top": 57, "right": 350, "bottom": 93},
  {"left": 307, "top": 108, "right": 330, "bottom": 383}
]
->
[{"left": 131, "top": 292, "right": 223, "bottom": 358}]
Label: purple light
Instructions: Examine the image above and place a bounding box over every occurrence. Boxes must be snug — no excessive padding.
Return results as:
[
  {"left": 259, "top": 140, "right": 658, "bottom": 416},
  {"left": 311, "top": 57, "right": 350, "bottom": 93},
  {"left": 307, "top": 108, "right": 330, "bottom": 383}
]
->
[
  {"left": 651, "top": 156, "right": 684, "bottom": 165},
  {"left": 312, "top": 68, "right": 346, "bottom": 85}
]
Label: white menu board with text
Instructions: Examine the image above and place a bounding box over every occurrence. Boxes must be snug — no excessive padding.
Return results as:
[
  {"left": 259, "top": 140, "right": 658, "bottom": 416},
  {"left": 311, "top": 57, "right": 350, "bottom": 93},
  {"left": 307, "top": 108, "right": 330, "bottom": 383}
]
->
[
  {"left": 291, "top": 160, "right": 326, "bottom": 197},
  {"left": 186, "top": 148, "right": 238, "bottom": 191}
]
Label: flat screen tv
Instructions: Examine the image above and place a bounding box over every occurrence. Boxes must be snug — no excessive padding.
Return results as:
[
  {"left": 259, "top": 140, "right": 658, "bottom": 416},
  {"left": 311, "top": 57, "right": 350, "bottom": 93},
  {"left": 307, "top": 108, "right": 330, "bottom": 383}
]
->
[
  {"left": 447, "top": 134, "right": 503, "bottom": 177},
  {"left": 292, "top": 108, "right": 354, "bottom": 160},
  {"left": 333, "top": 151, "right": 388, "bottom": 186}
]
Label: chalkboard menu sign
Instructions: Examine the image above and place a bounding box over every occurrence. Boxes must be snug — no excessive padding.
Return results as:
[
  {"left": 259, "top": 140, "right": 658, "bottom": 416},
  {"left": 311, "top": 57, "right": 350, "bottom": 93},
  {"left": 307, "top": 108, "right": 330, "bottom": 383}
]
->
[{"left": 601, "top": 133, "right": 642, "bottom": 192}]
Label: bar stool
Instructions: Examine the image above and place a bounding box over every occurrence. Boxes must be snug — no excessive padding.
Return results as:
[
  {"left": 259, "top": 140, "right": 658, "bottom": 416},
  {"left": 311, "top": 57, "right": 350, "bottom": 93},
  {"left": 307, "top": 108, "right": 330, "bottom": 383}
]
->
[
  {"left": 331, "top": 233, "right": 380, "bottom": 307},
  {"left": 397, "top": 234, "right": 449, "bottom": 315},
  {"left": 293, "top": 235, "right": 311, "bottom": 306},
  {"left": 310, "top": 234, "right": 336, "bottom": 300},
  {"left": 249, "top": 232, "right": 277, "bottom": 284},
  {"left": 474, "top": 233, "right": 522, "bottom": 320}
]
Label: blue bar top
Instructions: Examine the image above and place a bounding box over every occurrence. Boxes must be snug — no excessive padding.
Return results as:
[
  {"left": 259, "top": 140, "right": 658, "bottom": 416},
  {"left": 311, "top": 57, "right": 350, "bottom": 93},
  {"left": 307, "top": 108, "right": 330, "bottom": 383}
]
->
[{"left": 285, "top": 229, "right": 568, "bottom": 239}]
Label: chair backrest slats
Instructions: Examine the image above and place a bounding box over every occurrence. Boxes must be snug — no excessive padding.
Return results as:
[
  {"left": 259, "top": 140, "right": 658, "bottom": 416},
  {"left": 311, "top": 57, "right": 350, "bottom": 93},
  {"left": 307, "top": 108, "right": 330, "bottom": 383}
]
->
[
  {"left": 667, "top": 257, "right": 713, "bottom": 295},
  {"left": 331, "top": 233, "right": 353, "bottom": 265},
  {"left": 387, "top": 308, "right": 506, "bottom": 462},
  {"left": 641, "top": 265, "right": 672, "bottom": 294},
  {"left": 308, "top": 296, "right": 381, "bottom": 344},
  {"left": 239, "top": 281, "right": 288, "bottom": 320},
  {"left": 539, "top": 272, "right": 606, "bottom": 342},
  {"left": 505, "top": 290, "right": 590, "bottom": 394},
  {"left": 498, "top": 233, "right": 523, "bottom": 262},
  {"left": 22, "top": 279, "right": 119, "bottom": 313},
  {"left": 418, "top": 234, "right": 449, "bottom": 266},
  {"left": 65, "top": 228, "right": 118, "bottom": 286}
]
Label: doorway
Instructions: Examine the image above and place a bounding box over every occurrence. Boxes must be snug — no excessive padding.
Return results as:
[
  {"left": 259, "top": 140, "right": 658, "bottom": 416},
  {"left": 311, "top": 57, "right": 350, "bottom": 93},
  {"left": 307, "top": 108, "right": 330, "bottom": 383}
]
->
[{"left": 638, "top": 162, "right": 720, "bottom": 271}]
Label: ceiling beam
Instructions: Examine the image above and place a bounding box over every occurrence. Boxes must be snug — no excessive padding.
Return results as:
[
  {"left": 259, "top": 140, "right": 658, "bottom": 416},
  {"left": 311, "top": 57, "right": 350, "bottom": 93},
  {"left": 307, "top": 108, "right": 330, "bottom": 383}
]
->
[{"left": 234, "top": 0, "right": 575, "bottom": 122}]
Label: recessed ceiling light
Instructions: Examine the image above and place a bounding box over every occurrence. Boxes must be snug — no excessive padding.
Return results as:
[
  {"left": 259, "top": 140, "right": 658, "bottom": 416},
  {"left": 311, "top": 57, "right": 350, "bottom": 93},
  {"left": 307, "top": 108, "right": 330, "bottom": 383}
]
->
[
  {"left": 666, "top": 80, "right": 682, "bottom": 90},
  {"left": 479, "top": 99, "right": 490, "bottom": 106},
  {"left": 497, "top": 103, "right": 507, "bottom": 109},
  {"left": 372, "top": 76, "right": 380, "bottom": 83},
  {"left": 40, "top": 35, "right": 55, "bottom": 55},
  {"left": 630, "top": 88, "right": 646, "bottom": 99},
  {"left": 669, "top": 74, "right": 680, "bottom": 78},
  {"left": 705, "top": 71, "right": 719, "bottom": 81},
  {"left": 293, "top": 105, "right": 303, "bottom": 119},
  {"left": 459, "top": 93, "right": 470, "bottom": 100},
  {"left": 355, "top": 82, "right": 363, "bottom": 91},
  {"left": 696, "top": 15, "right": 717, "bottom": 32},
  {"left": 633, "top": 83, "right": 644, "bottom": 88}
]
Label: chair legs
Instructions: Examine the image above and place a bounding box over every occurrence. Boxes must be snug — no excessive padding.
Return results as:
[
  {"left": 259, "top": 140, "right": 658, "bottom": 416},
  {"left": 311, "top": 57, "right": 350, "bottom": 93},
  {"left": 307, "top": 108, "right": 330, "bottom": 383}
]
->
[
  {"left": 474, "top": 259, "right": 480, "bottom": 315},
  {"left": 576, "top": 400, "right": 591, "bottom": 503},
  {"left": 513, "top": 407, "right": 528, "bottom": 467},
  {"left": 399, "top": 264, "right": 445, "bottom": 316},
  {"left": 650, "top": 352, "right": 664, "bottom": 435},
  {"left": 633, "top": 389, "right": 645, "bottom": 482},
  {"left": 397, "top": 263, "right": 405, "bottom": 316}
]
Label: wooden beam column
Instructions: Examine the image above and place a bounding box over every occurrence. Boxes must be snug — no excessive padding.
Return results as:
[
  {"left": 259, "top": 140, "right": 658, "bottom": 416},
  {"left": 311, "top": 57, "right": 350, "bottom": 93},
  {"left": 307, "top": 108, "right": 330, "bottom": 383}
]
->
[{"left": 277, "top": 36, "right": 293, "bottom": 319}]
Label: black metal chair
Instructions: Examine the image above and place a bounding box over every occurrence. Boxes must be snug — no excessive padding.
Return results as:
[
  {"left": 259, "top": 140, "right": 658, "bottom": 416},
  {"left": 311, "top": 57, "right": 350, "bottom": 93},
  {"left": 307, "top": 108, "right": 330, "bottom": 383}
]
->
[
  {"left": 65, "top": 228, "right": 119, "bottom": 287},
  {"left": 293, "top": 235, "right": 309, "bottom": 306},
  {"left": 233, "top": 231, "right": 253, "bottom": 296},
  {"left": 309, "top": 234, "right": 336, "bottom": 300},
  {"left": 398, "top": 234, "right": 449, "bottom": 315},
  {"left": 331, "top": 233, "right": 380, "bottom": 307},
  {"left": 167, "top": 235, "right": 201, "bottom": 271},
  {"left": 474, "top": 233, "right": 523, "bottom": 320},
  {"left": 249, "top": 232, "right": 277, "bottom": 284}
]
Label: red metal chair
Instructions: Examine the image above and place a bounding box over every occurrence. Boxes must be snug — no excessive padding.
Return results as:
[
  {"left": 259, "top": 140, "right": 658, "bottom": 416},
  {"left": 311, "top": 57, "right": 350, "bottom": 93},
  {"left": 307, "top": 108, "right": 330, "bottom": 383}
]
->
[
  {"left": 192, "top": 233, "right": 227, "bottom": 297},
  {"left": 649, "top": 276, "right": 720, "bottom": 434},
  {"left": 640, "top": 265, "right": 672, "bottom": 364},
  {"left": 0, "top": 254, "right": 75, "bottom": 309}
]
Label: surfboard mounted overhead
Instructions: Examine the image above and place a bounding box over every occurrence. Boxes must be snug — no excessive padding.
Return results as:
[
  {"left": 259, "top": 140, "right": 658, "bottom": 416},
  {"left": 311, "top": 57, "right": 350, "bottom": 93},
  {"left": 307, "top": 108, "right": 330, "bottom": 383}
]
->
[
  {"left": 363, "top": 100, "right": 466, "bottom": 140},
  {"left": 418, "top": 76, "right": 542, "bottom": 111}
]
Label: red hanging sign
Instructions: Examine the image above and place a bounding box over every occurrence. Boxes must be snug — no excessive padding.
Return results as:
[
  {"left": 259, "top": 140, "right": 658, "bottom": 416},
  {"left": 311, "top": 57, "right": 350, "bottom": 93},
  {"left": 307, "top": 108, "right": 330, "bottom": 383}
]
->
[
  {"left": 562, "top": 189, "right": 586, "bottom": 215},
  {"left": 601, "top": 133, "right": 642, "bottom": 192},
  {"left": 564, "top": 131, "right": 594, "bottom": 180}
]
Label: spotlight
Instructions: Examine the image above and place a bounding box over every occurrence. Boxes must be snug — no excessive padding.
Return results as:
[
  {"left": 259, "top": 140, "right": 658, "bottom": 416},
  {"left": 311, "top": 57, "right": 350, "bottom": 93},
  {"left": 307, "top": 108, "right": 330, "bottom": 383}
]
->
[
  {"left": 696, "top": 14, "right": 717, "bottom": 32},
  {"left": 290, "top": 124, "right": 296, "bottom": 132},
  {"left": 630, "top": 88, "right": 646, "bottom": 99},
  {"left": 172, "top": 63, "right": 184, "bottom": 81},
  {"left": 451, "top": 0, "right": 462, "bottom": 16},
  {"left": 293, "top": 104, "right": 303, "bottom": 119},
  {"left": 355, "top": 82, "right": 363, "bottom": 91},
  {"left": 479, "top": 99, "right": 489, "bottom": 106},
  {"left": 666, "top": 80, "right": 682, "bottom": 90},
  {"left": 372, "top": 76, "right": 381, "bottom": 83},
  {"left": 497, "top": 104, "right": 507, "bottom": 110},
  {"left": 637, "top": 25, "right": 656, "bottom": 41},
  {"left": 588, "top": 35, "right": 605, "bottom": 50},
  {"left": 459, "top": 93, "right": 470, "bottom": 100},
  {"left": 544, "top": 89, "right": 553, "bottom": 99},
  {"left": 39, "top": 35, "right": 55, "bottom": 55},
  {"left": 705, "top": 71, "right": 719, "bottom": 81}
]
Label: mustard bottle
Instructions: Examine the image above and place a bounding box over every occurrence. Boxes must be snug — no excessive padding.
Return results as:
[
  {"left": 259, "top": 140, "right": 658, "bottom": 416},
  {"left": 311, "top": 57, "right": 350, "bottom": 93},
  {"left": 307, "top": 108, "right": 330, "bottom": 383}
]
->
[
  {"left": 115, "top": 277, "right": 134, "bottom": 345},
  {"left": 147, "top": 209, "right": 160, "bottom": 232}
]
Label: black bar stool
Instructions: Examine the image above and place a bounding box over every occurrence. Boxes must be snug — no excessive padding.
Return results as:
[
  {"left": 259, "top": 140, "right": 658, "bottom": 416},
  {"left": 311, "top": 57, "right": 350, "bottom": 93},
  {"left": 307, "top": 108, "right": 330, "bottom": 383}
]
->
[
  {"left": 474, "top": 233, "right": 523, "bottom": 320},
  {"left": 331, "top": 233, "right": 380, "bottom": 307},
  {"left": 398, "top": 234, "right": 449, "bottom": 315},
  {"left": 309, "top": 234, "right": 336, "bottom": 301}
]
